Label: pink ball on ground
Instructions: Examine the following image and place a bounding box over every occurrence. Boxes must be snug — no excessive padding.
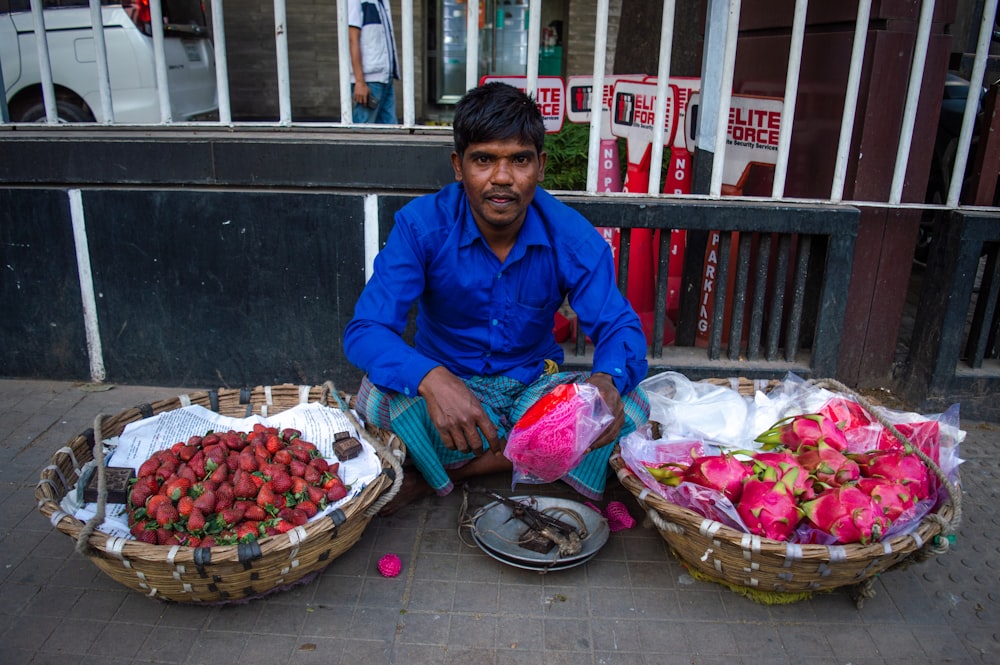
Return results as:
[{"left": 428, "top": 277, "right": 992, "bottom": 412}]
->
[
  {"left": 606, "top": 501, "right": 636, "bottom": 532},
  {"left": 377, "top": 553, "right": 402, "bottom": 577}
]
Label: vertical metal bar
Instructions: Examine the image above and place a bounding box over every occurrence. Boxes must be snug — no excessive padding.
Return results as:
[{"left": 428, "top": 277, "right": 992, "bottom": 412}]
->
[
  {"left": 149, "top": 0, "right": 172, "bottom": 123},
  {"left": 831, "top": 0, "right": 871, "bottom": 201},
  {"left": 709, "top": 0, "right": 741, "bottom": 197},
  {"left": 747, "top": 233, "right": 771, "bottom": 360},
  {"left": 28, "top": 0, "right": 58, "bottom": 123},
  {"left": 889, "top": 0, "right": 936, "bottom": 204},
  {"left": 964, "top": 243, "right": 999, "bottom": 367},
  {"left": 211, "top": 0, "right": 232, "bottom": 124},
  {"left": 765, "top": 234, "right": 791, "bottom": 360},
  {"left": 708, "top": 231, "right": 732, "bottom": 359},
  {"left": 653, "top": 227, "right": 672, "bottom": 358},
  {"left": 274, "top": 0, "right": 292, "bottom": 125},
  {"left": 88, "top": 0, "right": 114, "bottom": 124},
  {"left": 784, "top": 235, "right": 811, "bottom": 362},
  {"left": 69, "top": 190, "right": 107, "bottom": 382},
  {"left": 948, "top": 0, "right": 998, "bottom": 207},
  {"left": 465, "top": 0, "right": 480, "bottom": 91},
  {"left": 771, "top": 0, "right": 807, "bottom": 198},
  {"left": 728, "top": 232, "right": 753, "bottom": 360},
  {"left": 648, "top": 0, "right": 677, "bottom": 195},
  {"left": 401, "top": 0, "right": 415, "bottom": 126},
  {"left": 0, "top": 58, "right": 8, "bottom": 123},
  {"left": 617, "top": 228, "right": 632, "bottom": 296},
  {"left": 586, "top": 0, "right": 611, "bottom": 193},
  {"left": 526, "top": 0, "right": 542, "bottom": 96},
  {"left": 337, "top": 0, "right": 353, "bottom": 124}
]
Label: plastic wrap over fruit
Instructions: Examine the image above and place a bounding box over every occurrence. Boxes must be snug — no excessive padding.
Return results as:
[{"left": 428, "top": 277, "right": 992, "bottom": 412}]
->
[{"left": 504, "top": 383, "right": 613, "bottom": 485}]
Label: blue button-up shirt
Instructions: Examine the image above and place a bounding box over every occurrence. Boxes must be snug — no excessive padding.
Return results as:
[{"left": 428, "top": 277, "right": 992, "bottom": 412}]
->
[{"left": 344, "top": 183, "right": 648, "bottom": 397}]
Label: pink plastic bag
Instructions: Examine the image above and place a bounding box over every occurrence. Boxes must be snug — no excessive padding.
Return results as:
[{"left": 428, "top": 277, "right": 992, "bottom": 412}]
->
[{"left": 504, "top": 383, "right": 613, "bottom": 485}]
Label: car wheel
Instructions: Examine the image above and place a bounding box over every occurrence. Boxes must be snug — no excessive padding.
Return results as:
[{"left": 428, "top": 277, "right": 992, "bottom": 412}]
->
[{"left": 12, "top": 94, "right": 95, "bottom": 123}]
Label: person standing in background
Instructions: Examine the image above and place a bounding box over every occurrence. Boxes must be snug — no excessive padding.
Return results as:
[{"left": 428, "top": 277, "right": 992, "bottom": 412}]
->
[{"left": 348, "top": 0, "right": 399, "bottom": 124}]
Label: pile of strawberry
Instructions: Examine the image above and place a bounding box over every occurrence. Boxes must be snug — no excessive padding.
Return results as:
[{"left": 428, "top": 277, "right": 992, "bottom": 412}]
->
[{"left": 127, "top": 424, "right": 348, "bottom": 547}]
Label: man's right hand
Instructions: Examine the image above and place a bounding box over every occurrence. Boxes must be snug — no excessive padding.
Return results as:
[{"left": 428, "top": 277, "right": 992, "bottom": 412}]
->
[
  {"left": 353, "top": 80, "right": 371, "bottom": 107},
  {"left": 419, "top": 366, "right": 501, "bottom": 456}
]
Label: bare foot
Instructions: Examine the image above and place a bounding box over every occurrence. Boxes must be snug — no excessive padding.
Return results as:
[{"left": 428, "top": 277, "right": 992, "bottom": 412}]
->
[{"left": 378, "top": 470, "right": 434, "bottom": 517}]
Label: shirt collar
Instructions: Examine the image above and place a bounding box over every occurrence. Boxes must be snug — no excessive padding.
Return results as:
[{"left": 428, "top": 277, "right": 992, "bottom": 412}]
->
[{"left": 458, "top": 186, "right": 553, "bottom": 256}]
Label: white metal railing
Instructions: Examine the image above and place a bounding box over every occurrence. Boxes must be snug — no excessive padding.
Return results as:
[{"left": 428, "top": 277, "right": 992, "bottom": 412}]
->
[{"left": 2, "top": 0, "right": 998, "bottom": 212}]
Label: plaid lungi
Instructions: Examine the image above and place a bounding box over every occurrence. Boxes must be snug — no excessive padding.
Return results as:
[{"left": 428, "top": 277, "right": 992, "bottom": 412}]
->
[{"left": 354, "top": 371, "right": 649, "bottom": 499}]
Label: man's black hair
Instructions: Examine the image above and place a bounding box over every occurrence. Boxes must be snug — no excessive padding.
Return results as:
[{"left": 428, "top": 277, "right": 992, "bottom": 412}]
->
[{"left": 452, "top": 82, "right": 545, "bottom": 158}]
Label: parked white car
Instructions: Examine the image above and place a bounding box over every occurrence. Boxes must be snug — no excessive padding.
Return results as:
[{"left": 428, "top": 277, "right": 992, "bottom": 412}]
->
[{"left": 1, "top": 0, "right": 217, "bottom": 123}]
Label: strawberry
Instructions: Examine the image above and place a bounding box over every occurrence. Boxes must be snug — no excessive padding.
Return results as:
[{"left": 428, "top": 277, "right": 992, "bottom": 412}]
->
[
  {"left": 244, "top": 504, "right": 268, "bottom": 521},
  {"left": 274, "top": 519, "right": 295, "bottom": 534},
  {"left": 202, "top": 432, "right": 220, "bottom": 447},
  {"left": 303, "top": 466, "right": 322, "bottom": 484},
  {"left": 155, "top": 528, "right": 175, "bottom": 545},
  {"left": 193, "top": 490, "right": 216, "bottom": 514},
  {"left": 164, "top": 477, "right": 192, "bottom": 501},
  {"left": 204, "top": 444, "right": 226, "bottom": 465},
  {"left": 209, "top": 464, "right": 229, "bottom": 484},
  {"left": 129, "top": 476, "right": 159, "bottom": 508},
  {"left": 281, "top": 427, "right": 302, "bottom": 442},
  {"left": 177, "top": 464, "right": 198, "bottom": 485},
  {"left": 220, "top": 505, "right": 245, "bottom": 527},
  {"left": 214, "top": 484, "right": 235, "bottom": 511},
  {"left": 273, "top": 449, "right": 293, "bottom": 466},
  {"left": 200, "top": 535, "right": 218, "bottom": 548},
  {"left": 326, "top": 481, "right": 347, "bottom": 503},
  {"left": 146, "top": 494, "right": 172, "bottom": 517},
  {"left": 289, "top": 446, "right": 311, "bottom": 463},
  {"left": 289, "top": 459, "right": 307, "bottom": 478},
  {"left": 171, "top": 441, "right": 185, "bottom": 455},
  {"left": 256, "top": 485, "right": 277, "bottom": 509},
  {"left": 297, "top": 500, "right": 318, "bottom": 519},
  {"left": 236, "top": 521, "right": 261, "bottom": 541},
  {"left": 187, "top": 434, "right": 204, "bottom": 447},
  {"left": 187, "top": 508, "right": 206, "bottom": 532},
  {"left": 271, "top": 471, "right": 292, "bottom": 494},
  {"left": 188, "top": 451, "right": 206, "bottom": 477},
  {"left": 138, "top": 457, "right": 160, "bottom": 478},
  {"left": 306, "top": 485, "right": 326, "bottom": 505},
  {"left": 238, "top": 452, "right": 259, "bottom": 473},
  {"left": 135, "top": 529, "right": 158, "bottom": 545},
  {"left": 265, "top": 434, "right": 282, "bottom": 455},
  {"left": 290, "top": 476, "right": 309, "bottom": 496},
  {"left": 178, "top": 444, "right": 199, "bottom": 462},
  {"left": 177, "top": 495, "right": 195, "bottom": 517},
  {"left": 250, "top": 473, "right": 265, "bottom": 489},
  {"left": 225, "top": 452, "right": 240, "bottom": 471},
  {"left": 234, "top": 472, "right": 258, "bottom": 500},
  {"left": 309, "top": 458, "right": 330, "bottom": 474},
  {"left": 155, "top": 503, "right": 179, "bottom": 526},
  {"left": 221, "top": 431, "right": 244, "bottom": 451}
]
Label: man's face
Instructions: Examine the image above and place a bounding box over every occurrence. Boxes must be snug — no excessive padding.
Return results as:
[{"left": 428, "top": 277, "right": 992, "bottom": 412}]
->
[{"left": 451, "top": 139, "right": 547, "bottom": 234}]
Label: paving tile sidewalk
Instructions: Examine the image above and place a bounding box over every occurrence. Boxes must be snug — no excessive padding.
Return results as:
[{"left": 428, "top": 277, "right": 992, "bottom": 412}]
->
[{"left": 1, "top": 379, "right": 997, "bottom": 665}]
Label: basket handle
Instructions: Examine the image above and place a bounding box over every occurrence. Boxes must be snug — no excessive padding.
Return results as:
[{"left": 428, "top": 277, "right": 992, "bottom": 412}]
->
[
  {"left": 76, "top": 413, "right": 111, "bottom": 556},
  {"left": 808, "top": 378, "right": 963, "bottom": 541},
  {"left": 321, "top": 381, "right": 404, "bottom": 516}
]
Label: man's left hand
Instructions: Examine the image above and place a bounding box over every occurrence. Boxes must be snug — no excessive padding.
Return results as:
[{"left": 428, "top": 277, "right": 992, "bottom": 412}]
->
[{"left": 585, "top": 372, "right": 625, "bottom": 452}]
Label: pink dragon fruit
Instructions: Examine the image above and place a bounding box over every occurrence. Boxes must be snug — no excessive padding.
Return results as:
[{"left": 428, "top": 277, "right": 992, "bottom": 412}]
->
[
  {"left": 646, "top": 452, "right": 753, "bottom": 503},
  {"left": 736, "top": 476, "right": 801, "bottom": 541},
  {"left": 796, "top": 440, "right": 861, "bottom": 488},
  {"left": 755, "top": 413, "right": 848, "bottom": 452},
  {"left": 852, "top": 449, "right": 932, "bottom": 501},
  {"left": 856, "top": 477, "right": 918, "bottom": 523},
  {"left": 750, "top": 450, "right": 815, "bottom": 500},
  {"left": 800, "top": 485, "right": 890, "bottom": 545},
  {"left": 818, "top": 397, "right": 873, "bottom": 431},
  {"left": 682, "top": 453, "right": 754, "bottom": 503}
]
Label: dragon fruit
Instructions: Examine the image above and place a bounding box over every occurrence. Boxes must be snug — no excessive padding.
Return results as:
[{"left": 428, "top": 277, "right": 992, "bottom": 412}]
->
[
  {"left": 736, "top": 476, "right": 801, "bottom": 541},
  {"left": 856, "top": 477, "right": 918, "bottom": 523},
  {"left": 852, "top": 449, "right": 932, "bottom": 501},
  {"left": 755, "top": 413, "right": 848, "bottom": 452},
  {"left": 646, "top": 451, "right": 753, "bottom": 503},
  {"left": 800, "top": 485, "right": 890, "bottom": 545},
  {"left": 796, "top": 440, "right": 861, "bottom": 488},
  {"left": 750, "top": 450, "right": 815, "bottom": 500}
]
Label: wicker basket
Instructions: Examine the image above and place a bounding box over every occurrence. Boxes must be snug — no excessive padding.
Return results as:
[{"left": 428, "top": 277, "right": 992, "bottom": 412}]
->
[
  {"left": 610, "top": 377, "right": 962, "bottom": 605},
  {"left": 34, "top": 382, "right": 404, "bottom": 604}
]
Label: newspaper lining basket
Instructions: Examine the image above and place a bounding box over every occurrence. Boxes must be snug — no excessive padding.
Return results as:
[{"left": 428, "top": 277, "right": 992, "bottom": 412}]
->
[
  {"left": 609, "top": 377, "right": 962, "bottom": 605},
  {"left": 34, "top": 382, "right": 404, "bottom": 604}
]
